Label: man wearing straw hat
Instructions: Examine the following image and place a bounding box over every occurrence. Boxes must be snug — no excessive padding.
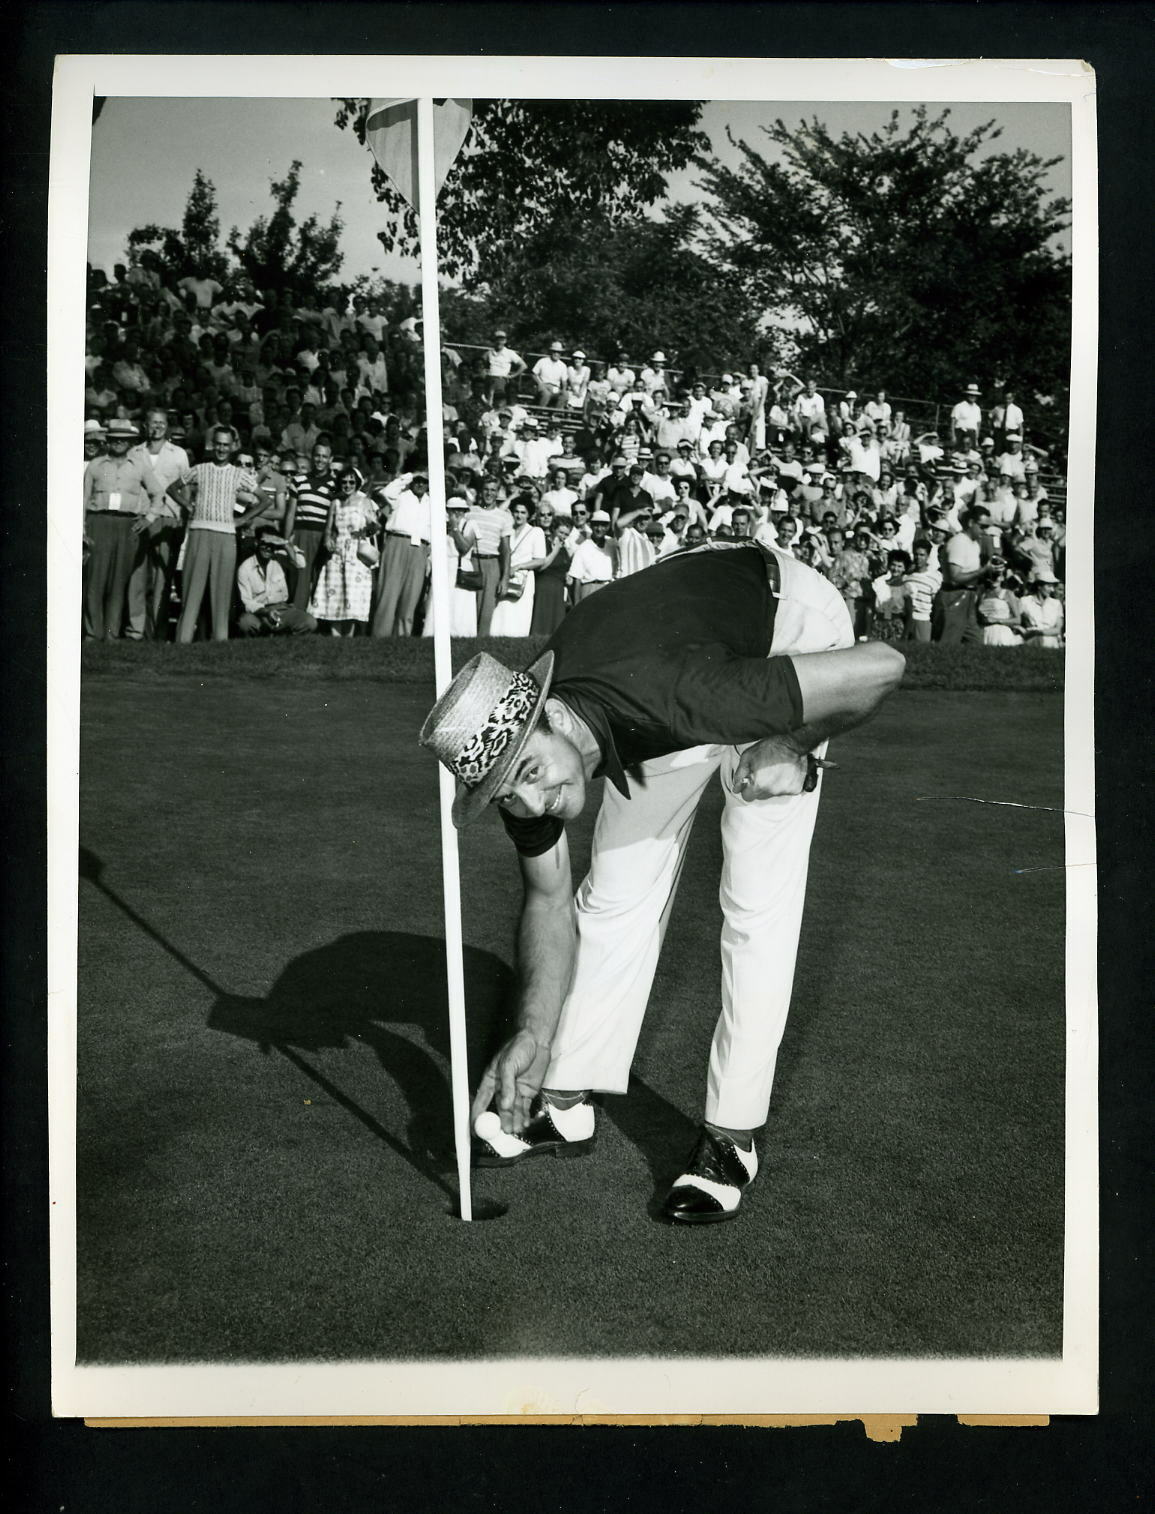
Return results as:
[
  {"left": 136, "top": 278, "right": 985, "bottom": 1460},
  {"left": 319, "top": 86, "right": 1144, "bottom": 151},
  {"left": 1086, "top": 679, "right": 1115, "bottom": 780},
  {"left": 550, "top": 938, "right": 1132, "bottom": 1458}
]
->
[{"left": 420, "top": 542, "right": 904, "bottom": 1224}]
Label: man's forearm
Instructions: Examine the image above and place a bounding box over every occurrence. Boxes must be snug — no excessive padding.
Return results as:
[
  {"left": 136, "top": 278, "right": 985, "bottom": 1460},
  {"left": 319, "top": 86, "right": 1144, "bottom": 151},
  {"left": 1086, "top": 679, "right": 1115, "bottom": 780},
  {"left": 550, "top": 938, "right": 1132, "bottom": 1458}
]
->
[
  {"left": 515, "top": 893, "right": 576, "bottom": 1053},
  {"left": 787, "top": 642, "right": 906, "bottom": 748}
]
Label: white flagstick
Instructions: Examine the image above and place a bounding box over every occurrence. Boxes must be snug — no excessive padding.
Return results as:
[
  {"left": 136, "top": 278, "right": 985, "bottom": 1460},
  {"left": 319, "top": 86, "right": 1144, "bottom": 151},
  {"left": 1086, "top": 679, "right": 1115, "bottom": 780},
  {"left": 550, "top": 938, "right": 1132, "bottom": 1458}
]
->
[{"left": 415, "top": 95, "right": 473, "bottom": 1221}]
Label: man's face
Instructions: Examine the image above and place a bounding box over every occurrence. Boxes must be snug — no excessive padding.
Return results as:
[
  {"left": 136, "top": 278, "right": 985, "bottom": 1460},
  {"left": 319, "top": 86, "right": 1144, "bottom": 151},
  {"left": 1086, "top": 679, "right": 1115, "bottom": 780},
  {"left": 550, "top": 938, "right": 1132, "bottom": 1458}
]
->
[
  {"left": 967, "top": 513, "right": 990, "bottom": 540},
  {"left": 686, "top": 523, "right": 706, "bottom": 546},
  {"left": 572, "top": 505, "right": 589, "bottom": 527},
  {"left": 311, "top": 443, "right": 333, "bottom": 476},
  {"left": 914, "top": 546, "right": 930, "bottom": 570},
  {"left": 481, "top": 480, "right": 500, "bottom": 508},
  {"left": 493, "top": 723, "right": 588, "bottom": 823},
  {"left": 146, "top": 412, "right": 168, "bottom": 443},
  {"left": 211, "top": 430, "right": 233, "bottom": 464},
  {"left": 591, "top": 519, "right": 610, "bottom": 542}
]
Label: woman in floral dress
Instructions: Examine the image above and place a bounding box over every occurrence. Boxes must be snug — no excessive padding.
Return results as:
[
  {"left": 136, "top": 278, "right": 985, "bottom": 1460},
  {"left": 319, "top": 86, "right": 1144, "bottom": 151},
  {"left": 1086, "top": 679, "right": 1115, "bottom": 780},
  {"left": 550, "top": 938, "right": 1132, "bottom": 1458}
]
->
[{"left": 309, "top": 467, "right": 380, "bottom": 636}]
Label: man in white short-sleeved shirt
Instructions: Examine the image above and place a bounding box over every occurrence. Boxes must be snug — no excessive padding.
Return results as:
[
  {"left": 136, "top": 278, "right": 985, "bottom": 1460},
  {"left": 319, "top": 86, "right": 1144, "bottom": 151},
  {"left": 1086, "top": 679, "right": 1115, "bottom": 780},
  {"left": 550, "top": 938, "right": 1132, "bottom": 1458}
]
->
[
  {"left": 484, "top": 330, "right": 527, "bottom": 404},
  {"left": 934, "top": 506, "right": 994, "bottom": 644},
  {"left": 950, "top": 384, "right": 983, "bottom": 448},
  {"left": 533, "top": 342, "right": 569, "bottom": 408}
]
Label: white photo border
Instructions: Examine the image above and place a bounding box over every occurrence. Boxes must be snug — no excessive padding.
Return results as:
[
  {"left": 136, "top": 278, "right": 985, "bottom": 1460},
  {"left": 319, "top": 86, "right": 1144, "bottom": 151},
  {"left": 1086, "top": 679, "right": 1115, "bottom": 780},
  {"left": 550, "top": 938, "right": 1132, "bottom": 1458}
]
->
[{"left": 48, "top": 53, "right": 1098, "bottom": 1419}]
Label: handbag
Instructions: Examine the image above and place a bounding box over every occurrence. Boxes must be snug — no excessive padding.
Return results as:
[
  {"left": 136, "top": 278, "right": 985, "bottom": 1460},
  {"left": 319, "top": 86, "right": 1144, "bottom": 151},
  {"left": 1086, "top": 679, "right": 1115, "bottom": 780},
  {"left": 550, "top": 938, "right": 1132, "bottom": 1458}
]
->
[
  {"left": 357, "top": 539, "right": 380, "bottom": 568},
  {"left": 456, "top": 566, "right": 484, "bottom": 591},
  {"left": 499, "top": 525, "right": 531, "bottom": 600}
]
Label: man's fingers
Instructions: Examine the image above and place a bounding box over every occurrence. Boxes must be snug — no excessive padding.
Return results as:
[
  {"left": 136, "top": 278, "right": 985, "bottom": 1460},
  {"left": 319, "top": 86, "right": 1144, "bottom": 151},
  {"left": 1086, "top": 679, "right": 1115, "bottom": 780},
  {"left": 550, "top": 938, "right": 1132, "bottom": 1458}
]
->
[
  {"left": 470, "top": 1067, "right": 498, "bottom": 1127},
  {"left": 496, "top": 1055, "right": 520, "bottom": 1131}
]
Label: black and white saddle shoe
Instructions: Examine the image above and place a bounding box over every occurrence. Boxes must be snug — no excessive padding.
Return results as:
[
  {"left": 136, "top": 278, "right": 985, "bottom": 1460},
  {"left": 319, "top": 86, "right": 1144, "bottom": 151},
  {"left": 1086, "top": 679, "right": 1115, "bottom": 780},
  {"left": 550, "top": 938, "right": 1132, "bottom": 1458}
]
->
[
  {"left": 662, "top": 1127, "right": 759, "bottom": 1224},
  {"left": 473, "top": 1095, "right": 596, "bottom": 1167}
]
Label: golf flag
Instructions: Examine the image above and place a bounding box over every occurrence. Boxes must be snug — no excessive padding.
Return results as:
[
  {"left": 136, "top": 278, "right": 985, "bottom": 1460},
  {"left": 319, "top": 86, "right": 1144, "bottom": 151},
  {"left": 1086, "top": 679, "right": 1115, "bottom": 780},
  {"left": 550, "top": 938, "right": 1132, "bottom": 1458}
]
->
[{"left": 365, "top": 97, "right": 472, "bottom": 211}]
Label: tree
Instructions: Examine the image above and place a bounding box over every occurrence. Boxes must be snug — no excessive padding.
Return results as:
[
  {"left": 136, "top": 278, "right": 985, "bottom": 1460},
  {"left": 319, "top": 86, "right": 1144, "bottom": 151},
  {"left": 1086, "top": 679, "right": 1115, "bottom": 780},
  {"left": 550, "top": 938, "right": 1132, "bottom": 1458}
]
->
[
  {"left": 126, "top": 167, "right": 230, "bottom": 283},
  {"left": 226, "top": 161, "right": 345, "bottom": 296},
  {"left": 455, "top": 203, "right": 783, "bottom": 374},
  {"left": 332, "top": 99, "right": 708, "bottom": 282},
  {"left": 696, "top": 107, "right": 1072, "bottom": 405}
]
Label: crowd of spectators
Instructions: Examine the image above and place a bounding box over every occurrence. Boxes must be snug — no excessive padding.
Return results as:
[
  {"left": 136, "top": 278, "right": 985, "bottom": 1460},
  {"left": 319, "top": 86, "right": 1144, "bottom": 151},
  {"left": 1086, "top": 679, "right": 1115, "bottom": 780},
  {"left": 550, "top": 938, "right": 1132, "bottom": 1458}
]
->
[{"left": 82, "top": 265, "right": 1066, "bottom": 651}]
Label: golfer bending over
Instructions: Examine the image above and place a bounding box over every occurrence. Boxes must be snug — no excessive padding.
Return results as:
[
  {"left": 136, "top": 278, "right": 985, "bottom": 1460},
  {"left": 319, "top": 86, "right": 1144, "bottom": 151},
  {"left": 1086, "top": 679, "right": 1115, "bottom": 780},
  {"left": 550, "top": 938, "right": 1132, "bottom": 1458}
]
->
[{"left": 421, "top": 541, "right": 904, "bottom": 1223}]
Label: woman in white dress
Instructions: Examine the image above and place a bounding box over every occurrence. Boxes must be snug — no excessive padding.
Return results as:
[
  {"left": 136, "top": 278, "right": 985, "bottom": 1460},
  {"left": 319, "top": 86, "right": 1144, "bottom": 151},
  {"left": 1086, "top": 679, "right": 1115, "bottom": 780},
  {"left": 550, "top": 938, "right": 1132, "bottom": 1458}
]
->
[
  {"left": 309, "top": 467, "right": 380, "bottom": 636},
  {"left": 489, "top": 496, "right": 547, "bottom": 636}
]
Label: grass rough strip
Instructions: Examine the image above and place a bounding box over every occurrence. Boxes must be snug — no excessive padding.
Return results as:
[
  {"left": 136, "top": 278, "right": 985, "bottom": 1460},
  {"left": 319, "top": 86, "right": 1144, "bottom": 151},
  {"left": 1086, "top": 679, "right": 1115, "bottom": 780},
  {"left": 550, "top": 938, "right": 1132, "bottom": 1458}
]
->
[{"left": 82, "top": 636, "right": 1064, "bottom": 694}]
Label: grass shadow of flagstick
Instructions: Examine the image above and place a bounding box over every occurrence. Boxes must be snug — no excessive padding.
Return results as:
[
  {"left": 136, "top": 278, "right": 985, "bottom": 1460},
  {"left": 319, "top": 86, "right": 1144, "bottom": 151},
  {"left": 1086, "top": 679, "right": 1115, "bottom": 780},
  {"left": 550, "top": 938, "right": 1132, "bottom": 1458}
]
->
[{"left": 78, "top": 846, "right": 514, "bottom": 1204}]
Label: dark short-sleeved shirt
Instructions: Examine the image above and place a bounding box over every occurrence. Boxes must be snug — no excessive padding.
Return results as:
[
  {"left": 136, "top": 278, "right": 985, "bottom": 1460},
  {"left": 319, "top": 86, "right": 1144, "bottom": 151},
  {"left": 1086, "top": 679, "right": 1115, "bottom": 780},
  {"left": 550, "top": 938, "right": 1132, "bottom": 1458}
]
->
[{"left": 500, "top": 544, "right": 803, "bottom": 856}]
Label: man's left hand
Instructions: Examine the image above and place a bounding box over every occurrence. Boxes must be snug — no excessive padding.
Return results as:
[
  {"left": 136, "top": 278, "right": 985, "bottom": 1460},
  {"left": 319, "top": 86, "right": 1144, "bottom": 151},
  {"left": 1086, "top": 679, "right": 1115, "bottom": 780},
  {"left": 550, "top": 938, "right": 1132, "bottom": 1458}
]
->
[{"left": 732, "top": 738, "right": 830, "bottom": 801}]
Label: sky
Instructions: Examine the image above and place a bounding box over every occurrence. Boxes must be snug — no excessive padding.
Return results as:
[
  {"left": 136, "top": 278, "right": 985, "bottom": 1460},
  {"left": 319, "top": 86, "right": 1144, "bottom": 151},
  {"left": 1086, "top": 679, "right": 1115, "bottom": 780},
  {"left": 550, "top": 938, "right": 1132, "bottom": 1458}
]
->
[
  {"left": 87, "top": 97, "right": 420, "bottom": 285},
  {"left": 87, "top": 97, "right": 1071, "bottom": 286}
]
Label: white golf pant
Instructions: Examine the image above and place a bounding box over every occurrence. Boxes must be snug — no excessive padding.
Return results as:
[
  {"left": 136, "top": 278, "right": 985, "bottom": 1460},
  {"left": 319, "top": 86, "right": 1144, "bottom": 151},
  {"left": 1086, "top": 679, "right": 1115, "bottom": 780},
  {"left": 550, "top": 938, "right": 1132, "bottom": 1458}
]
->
[{"left": 545, "top": 549, "right": 854, "bottom": 1130}]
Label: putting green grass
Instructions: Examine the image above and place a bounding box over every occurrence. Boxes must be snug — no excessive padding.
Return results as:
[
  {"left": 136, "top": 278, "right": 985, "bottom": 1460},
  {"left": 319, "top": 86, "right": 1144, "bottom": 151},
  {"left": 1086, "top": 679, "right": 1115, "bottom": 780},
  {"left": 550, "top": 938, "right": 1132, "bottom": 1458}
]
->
[{"left": 76, "top": 675, "right": 1064, "bottom": 1363}]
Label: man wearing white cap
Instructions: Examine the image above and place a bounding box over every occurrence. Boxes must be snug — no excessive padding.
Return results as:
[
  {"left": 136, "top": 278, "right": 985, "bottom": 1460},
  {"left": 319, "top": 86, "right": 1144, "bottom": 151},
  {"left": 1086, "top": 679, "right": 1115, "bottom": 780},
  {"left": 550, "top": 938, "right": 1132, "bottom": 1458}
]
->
[
  {"left": 639, "top": 351, "right": 668, "bottom": 393},
  {"left": 950, "top": 384, "right": 983, "bottom": 450},
  {"left": 83, "top": 417, "right": 156, "bottom": 639},
  {"left": 420, "top": 542, "right": 904, "bottom": 1223},
  {"left": 532, "top": 342, "right": 570, "bottom": 409},
  {"left": 566, "top": 510, "right": 616, "bottom": 601},
  {"left": 483, "top": 329, "right": 526, "bottom": 406},
  {"left": 996, "top": 432, "right": 1027, "bottom": 481}
]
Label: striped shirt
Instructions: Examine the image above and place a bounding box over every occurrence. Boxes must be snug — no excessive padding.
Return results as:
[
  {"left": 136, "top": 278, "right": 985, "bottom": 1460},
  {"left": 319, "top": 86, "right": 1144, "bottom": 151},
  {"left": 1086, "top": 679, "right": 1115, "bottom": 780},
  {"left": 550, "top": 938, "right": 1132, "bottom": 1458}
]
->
[
  {"left": 291, "top": 471, "right": 339, "bottom": 530},
  {"left": 179, "top": 462, "right": 258, "bottom": 534},
  {"left": 905, "top": 567, "right": 943, "bottom": 621},
  {"left": 462, "top": 504, "right": 513, "bottom": 557}
]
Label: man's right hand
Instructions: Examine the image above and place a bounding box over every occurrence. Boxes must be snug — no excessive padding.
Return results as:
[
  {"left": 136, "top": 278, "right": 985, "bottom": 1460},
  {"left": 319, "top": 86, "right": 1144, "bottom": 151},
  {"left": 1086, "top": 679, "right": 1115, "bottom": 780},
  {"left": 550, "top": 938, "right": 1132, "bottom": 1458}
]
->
[{"left": 470, "top": 1029, "right": 552, "bottom": 1135}]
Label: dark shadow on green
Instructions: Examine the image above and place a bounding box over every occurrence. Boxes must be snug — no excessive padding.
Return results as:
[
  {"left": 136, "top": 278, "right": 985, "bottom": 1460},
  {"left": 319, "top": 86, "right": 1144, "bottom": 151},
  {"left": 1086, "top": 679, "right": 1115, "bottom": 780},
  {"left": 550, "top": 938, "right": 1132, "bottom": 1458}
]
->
[
  {"left": 80, "top": 845, "right": 515, "bottom": 1205},
  {"left": 601, "top": 1075, "right": 701, "bottom": 1222},
  {"left": 206, "top": 931, "right": 515, "bottom": 1187}
]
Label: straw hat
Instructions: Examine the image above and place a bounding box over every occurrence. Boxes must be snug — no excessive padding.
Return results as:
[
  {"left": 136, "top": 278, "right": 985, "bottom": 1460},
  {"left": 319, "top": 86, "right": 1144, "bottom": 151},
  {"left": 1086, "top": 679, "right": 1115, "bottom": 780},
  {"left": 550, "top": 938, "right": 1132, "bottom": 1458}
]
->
[{"left": 419, "top": 651, "right": 555, "bottom": 827}]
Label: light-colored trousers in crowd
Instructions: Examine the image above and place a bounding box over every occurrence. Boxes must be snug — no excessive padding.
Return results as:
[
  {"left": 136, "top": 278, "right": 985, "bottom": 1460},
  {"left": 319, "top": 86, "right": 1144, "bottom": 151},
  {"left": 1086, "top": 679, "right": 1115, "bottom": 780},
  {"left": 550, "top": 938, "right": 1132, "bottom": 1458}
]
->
[
  {"left": 176, "top": 527, "right": 236, "bottom": 643},
  {"left": 545, "top": 548, "right": 854, "bottom": 1131},
  {"left": 372, "top": 533, "right": 428, "bottom": 637}
]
